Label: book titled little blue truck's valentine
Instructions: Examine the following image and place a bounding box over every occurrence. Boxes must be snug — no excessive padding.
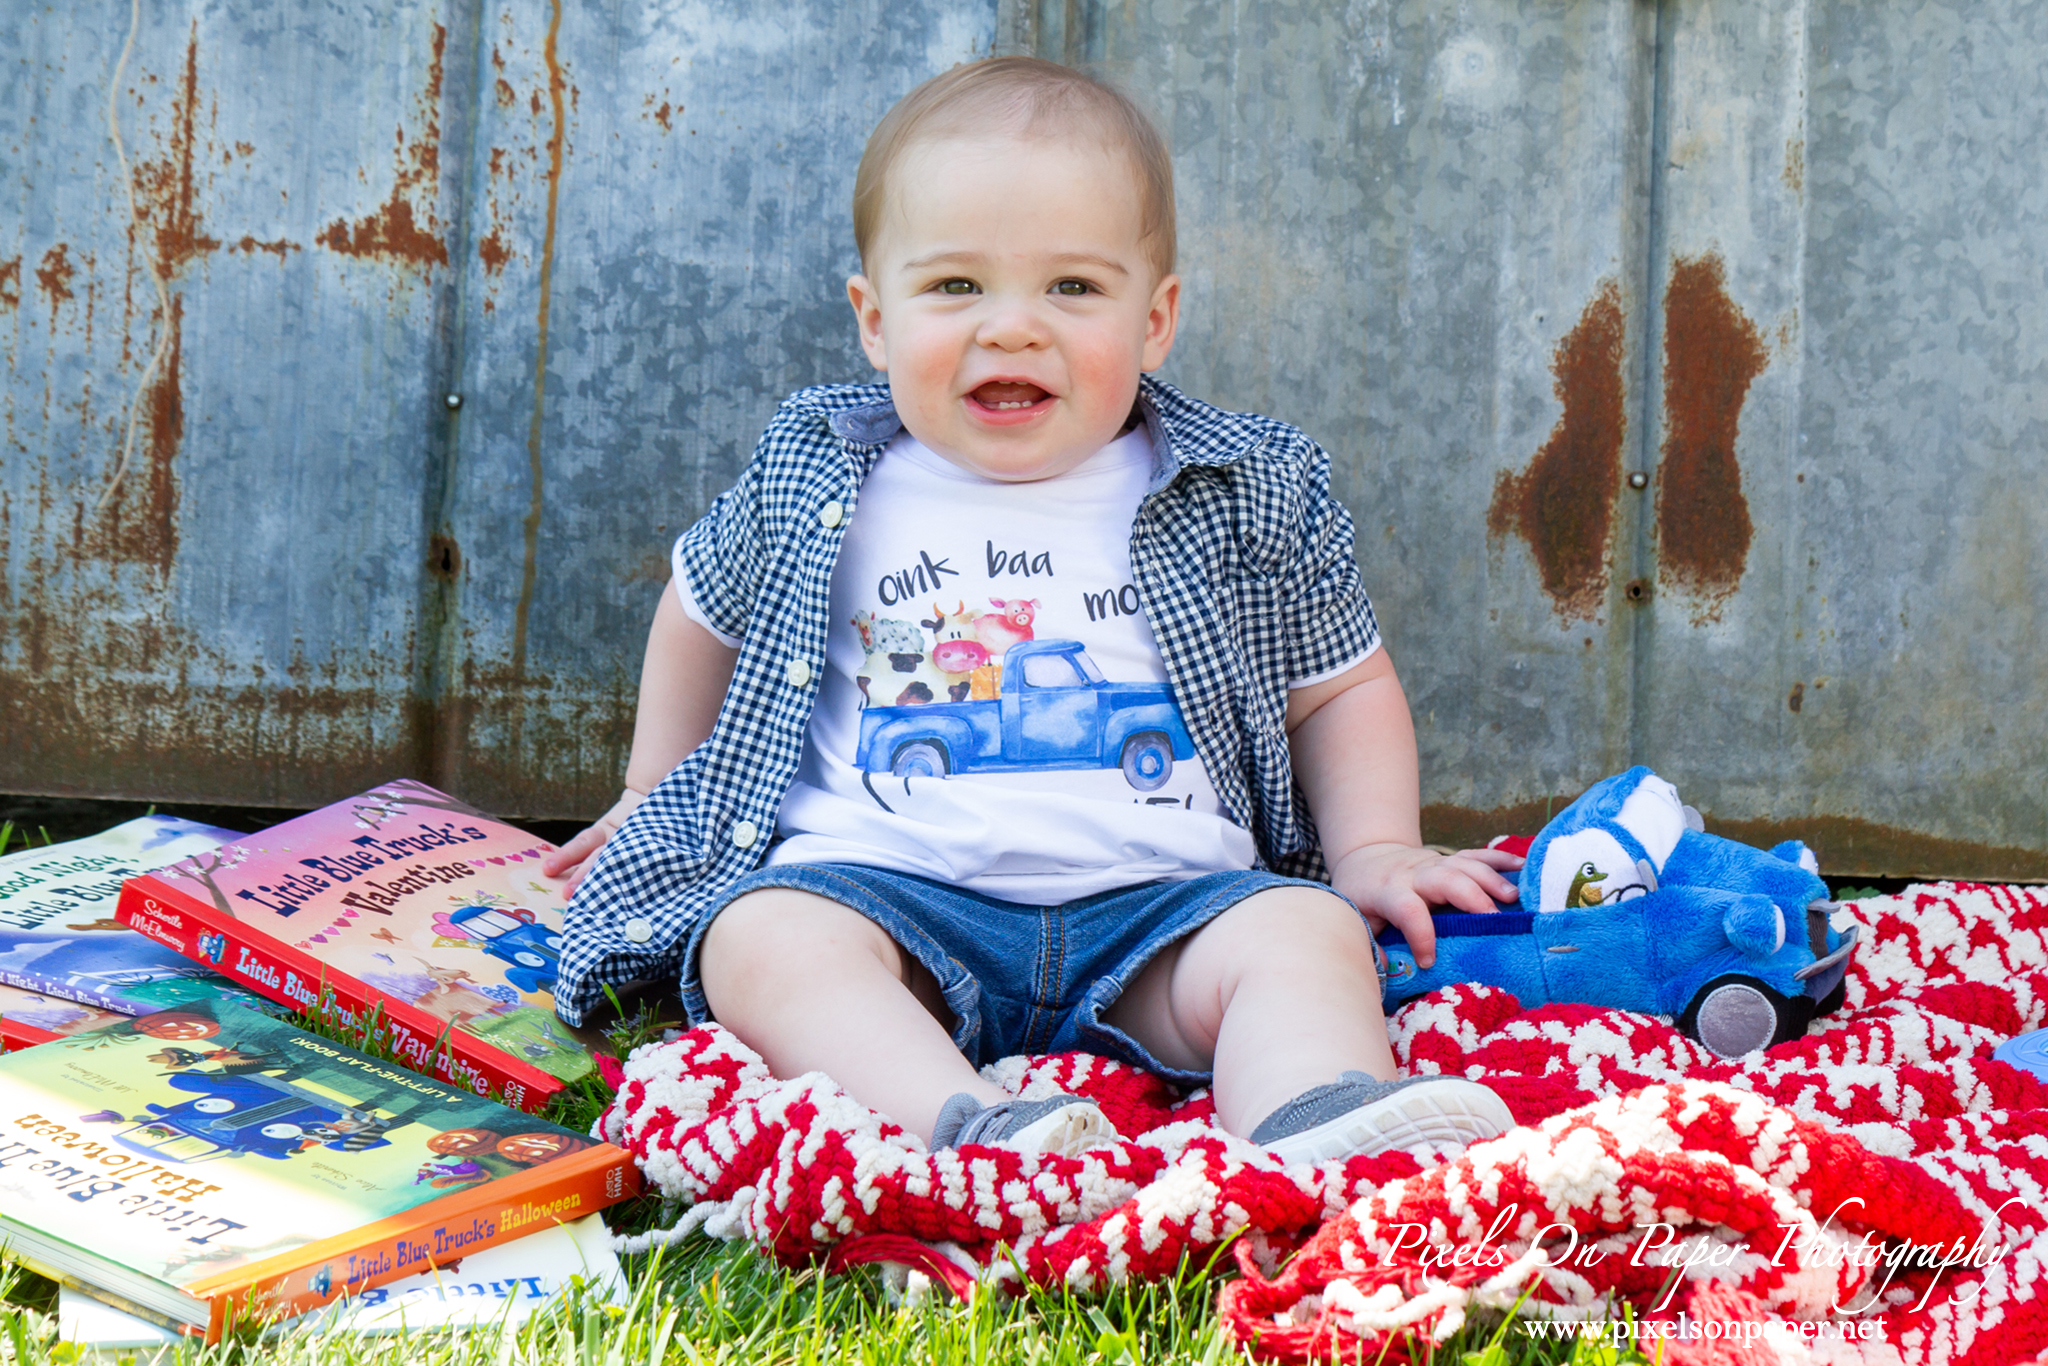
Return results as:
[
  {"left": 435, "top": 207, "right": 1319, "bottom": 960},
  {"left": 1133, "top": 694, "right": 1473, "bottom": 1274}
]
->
[{"left": 116, "top": 783, "right": 591, "bottom": 1110}]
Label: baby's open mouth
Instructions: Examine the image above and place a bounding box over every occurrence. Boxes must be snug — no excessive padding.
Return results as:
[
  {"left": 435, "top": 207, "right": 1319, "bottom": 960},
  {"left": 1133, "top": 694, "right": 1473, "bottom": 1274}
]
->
[{"left": 969, "top": 381, "right": 1051, "bottom": 411}]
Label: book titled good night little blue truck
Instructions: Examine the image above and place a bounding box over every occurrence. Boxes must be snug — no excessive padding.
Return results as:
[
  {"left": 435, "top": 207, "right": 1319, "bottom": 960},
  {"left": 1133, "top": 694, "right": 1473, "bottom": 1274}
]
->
[{"left": 855, "top": 638, "right": 1195, "bottom": 791}]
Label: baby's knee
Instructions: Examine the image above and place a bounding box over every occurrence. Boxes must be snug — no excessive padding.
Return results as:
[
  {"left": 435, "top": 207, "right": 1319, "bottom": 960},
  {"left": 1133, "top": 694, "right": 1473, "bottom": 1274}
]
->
[
  {"left": 701, "top": 889, "right": 901, "bottom": 988},
  {"left": 1226, "top": 885, "right": 1376, "bottom": 955}
]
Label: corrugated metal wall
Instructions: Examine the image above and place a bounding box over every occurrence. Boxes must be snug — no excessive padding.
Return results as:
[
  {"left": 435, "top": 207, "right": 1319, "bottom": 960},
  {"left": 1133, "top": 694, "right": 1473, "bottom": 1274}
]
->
[{"left": 4, "top": 1, "right": 2042, "bottom": 877}]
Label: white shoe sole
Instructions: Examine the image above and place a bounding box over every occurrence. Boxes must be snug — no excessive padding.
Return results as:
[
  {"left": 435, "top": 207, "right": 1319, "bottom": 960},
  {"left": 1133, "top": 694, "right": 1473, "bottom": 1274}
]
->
[
  {"left": 1262, "top": 1078, "right": 1515, "bottom": 1165},
  {"left": 1007, "top": 1101, "right": 1121, "bottom": 1157}
]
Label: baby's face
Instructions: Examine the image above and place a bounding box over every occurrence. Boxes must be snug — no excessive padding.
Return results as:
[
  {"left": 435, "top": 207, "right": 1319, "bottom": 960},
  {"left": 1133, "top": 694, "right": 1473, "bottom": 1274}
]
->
[{"left": 847, "top": 133, "right": 1178, "bottom": 482}]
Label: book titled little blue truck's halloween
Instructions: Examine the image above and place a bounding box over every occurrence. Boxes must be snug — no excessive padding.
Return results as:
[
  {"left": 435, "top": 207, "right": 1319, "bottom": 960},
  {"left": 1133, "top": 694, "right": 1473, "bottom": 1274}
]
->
[
  {"left": 117, "top": 782, "right": 590, "bottom": 1108},
  {"left": 0, "top": 999, "right": 635, "bottom": 1340}
]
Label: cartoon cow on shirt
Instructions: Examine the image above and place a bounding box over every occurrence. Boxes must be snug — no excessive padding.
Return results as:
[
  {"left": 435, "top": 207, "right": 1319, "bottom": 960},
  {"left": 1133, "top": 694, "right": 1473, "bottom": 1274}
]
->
[
  {"left": 923, "top": 601, "right": 990, "bottom": 702},
  {"left": 852, "top": 609, "right": 948, "bottom": 706}
]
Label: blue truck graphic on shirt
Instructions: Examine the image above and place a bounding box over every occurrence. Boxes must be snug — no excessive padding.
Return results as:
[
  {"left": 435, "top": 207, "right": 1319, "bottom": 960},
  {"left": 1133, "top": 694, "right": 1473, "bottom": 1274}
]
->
[{"left": 854, "top": 639, "right": 1195, "bottom": 790}]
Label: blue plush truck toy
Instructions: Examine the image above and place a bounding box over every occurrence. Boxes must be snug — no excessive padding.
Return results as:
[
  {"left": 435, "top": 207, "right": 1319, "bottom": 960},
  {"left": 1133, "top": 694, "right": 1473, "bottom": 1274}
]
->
[
  {"left": 1378, "top": 767, "right": 1860, "bottom": 1060},
  {"left": 855, "top": 638, "right": 1195, "bottom": 792}
]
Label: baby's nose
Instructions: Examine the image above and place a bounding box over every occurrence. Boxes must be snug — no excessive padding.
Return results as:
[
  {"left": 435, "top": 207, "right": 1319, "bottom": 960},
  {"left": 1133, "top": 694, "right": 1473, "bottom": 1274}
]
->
[{"left": 975, "top": 298, "right": 1050, "bottom": 349}]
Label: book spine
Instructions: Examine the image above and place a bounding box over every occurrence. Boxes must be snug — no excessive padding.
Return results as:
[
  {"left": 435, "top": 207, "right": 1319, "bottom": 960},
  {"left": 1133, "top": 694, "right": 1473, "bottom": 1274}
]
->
[
  {"left": 0, "top": 1016, "right": 59, "bottom": 1052},
  {"left": 0, "top": 1245, "right": 202, "bottom": 1336},
  {"left": 193, "top": 1146, "right": 642, "bottom": 1340},
  {"left": 0, "top": 967, "right": 126, "bottom": 1015},
  {"left": 115, "top": 877, "right": 563, "bottom": 1112}
]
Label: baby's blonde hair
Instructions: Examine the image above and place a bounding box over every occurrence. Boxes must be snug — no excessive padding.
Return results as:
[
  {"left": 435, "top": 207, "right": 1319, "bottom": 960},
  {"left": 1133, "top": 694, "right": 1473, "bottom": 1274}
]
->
[{"left": 852, "top": 56, "right": 1176, "bottom": 279}]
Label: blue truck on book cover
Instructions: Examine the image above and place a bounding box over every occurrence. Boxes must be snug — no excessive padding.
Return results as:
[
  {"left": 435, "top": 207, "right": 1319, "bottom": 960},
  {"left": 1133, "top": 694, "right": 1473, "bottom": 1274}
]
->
[
  {"left": 438, "top": 906, "right": 564, "bottom": 995},
  {"left": 855, "top": 639, "right": 1194, "bottom": 790}
]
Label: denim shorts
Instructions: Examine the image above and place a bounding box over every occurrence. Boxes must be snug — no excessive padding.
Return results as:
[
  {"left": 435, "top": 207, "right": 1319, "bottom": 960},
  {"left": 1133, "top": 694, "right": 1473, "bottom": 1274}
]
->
[{"left": 679, "top": 864, "right": 1350, "bottom": 1085}]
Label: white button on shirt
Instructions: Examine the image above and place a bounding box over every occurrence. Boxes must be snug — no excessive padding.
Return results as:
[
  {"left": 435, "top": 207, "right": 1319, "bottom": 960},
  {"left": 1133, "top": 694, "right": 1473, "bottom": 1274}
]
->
[
  {"left": 786, "top": 659, "right": 812, "bottom": 686},
  {"left": 624, "top": 917, "right": 654, "bottom": 944},
  {"left": 819, "top": 500, "right": 844, "bottom": 528},
  {"left": 730, "top": 820, "right": 759, "bottom": 849}
]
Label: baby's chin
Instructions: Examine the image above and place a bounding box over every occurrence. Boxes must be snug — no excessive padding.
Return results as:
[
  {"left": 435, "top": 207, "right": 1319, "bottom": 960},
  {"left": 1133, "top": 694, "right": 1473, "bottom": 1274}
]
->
[
  {"left": 909, "top": 432, "right": 1108, "bottom": 483},
  {"left": 901, "top": 405, "right": 1131, "bottom": 483}
]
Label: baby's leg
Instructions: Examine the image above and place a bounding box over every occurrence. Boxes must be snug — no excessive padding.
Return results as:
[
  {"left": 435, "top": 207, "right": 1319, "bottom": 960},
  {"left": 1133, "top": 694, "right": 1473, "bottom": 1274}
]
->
[
  {"left": 699, "top": 889, "right": 1008, "bottom": 1144},
  {"left": 1100, "top": 885, "right": 1392, "bottom": 1136}
]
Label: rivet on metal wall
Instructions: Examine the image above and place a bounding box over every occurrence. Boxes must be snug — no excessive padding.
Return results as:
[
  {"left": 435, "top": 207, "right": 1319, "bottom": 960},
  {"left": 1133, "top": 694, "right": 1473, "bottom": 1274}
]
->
[
  {"left": 1627, "top": 470, "right": 1649, "bottom": 489},
  {"left": 444, "top": 393, "right": 463, "bottom": 410}
]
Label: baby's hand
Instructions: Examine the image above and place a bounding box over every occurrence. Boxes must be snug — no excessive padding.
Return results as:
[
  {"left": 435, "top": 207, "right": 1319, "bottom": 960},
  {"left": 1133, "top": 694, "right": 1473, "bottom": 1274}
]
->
[
  {"left": 1328, "top": 843, "right": 1523, "bottom": 969},
  {"left": 539, "top": 788, "right": 647, "bottom": 898}
]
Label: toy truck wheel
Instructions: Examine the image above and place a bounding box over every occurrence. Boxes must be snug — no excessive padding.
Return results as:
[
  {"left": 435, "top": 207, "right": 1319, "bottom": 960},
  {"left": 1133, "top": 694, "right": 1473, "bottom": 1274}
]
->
[
  {"left": 891, "top": 740, "right": 950, "bottom": 778},
  {"left": 1679, "top": 975, "right": 1809, "bottom": 1058},
  {"left": 1120, "top": 731, "right": 1174, "bottom": 791}
]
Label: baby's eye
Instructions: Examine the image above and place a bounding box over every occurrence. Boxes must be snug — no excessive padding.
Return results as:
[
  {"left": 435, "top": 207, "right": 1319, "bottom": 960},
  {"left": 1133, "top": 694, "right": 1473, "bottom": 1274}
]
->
[
  {"left": 1052, "top": 279, "right": 1093, "bottom": 297},
  {"left": 936, "top": 279, "right": 979, "bottom": 296}
]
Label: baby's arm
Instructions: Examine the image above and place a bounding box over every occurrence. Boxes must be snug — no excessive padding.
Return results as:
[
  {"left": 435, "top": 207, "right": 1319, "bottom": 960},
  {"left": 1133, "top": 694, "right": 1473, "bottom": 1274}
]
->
[
  {"left": 1287, "top": 649, "right": 1522, "bottom": 966},
  {"left": 540, "top": 578, "right": 739, "bottom": 893}
]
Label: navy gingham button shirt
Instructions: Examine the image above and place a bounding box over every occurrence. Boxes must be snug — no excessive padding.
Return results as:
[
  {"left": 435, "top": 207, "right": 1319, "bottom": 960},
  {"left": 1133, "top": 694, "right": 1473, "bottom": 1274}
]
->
[{"left": 555, "top": 375, "right": 1381, "bottom": 1024}]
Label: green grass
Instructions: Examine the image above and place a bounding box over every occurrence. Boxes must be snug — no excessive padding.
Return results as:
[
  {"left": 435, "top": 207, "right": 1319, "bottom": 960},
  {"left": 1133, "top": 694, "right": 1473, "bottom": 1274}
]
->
[
  {"left": 0, "top": 821, "right": 56, "bottom": 857},
  {"left": 1, "top": 1234, "right": 1642, "bottom": 1365}
]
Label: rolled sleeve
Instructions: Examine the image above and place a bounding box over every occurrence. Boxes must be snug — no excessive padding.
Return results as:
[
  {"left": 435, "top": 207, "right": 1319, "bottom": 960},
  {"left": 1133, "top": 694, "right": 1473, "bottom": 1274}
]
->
[
  {"left": 671, "top": 463, "right": 763, "bottom": 648},
  {"left": 1279, "top": 440, "right": 1381, "bottom": 685}
]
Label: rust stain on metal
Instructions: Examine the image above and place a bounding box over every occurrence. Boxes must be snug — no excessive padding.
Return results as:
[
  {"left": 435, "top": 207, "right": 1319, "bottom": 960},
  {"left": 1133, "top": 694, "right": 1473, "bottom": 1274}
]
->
[
  {"left": 1425, "top": 801, "right": 2048, "bottom": 881},
  {"left": 512, "top": 0, "right": 568, "bottom": 679},
  {"left": 1656, "top": 253, "right": 1766, "bottom": 620},
  {"left": 314, "top": 24, "right": 449, "bottom": 269},
  {"left": 0, "top": 602, "right": 429, "bottom": 809},
  {"left": 34, "top": 244, "right": 75, "bottom": 314},
  {"left": 1486, "top": 279, "right": 1628, "bottom": 622},
  {"left": 1787, "top": 681, "right": 1804, "bottom": 713},
  {"left": 91, "top": 25, "right": 221, "bottom": 574},
  {"left": 428, "top": 533, "right": 462, "bottom": 581},
  {"left": 496, "top": 78, "right": 517, "bottom": 108},
  {"left": 1422, "top": 797, "right": 1576, "bottom": 856},
  {"left": 0, "top": 257, "right": 20, "bottom": 310},
  {"left": 135, "top": 32, "right": 223, "bottom": 279},
  {"left": 478, "top": 228, "right": 510, "bottom": 275},
  {"left": 230, "top": 236, "right": 300, "bottom": 259},
  {"left": 1707, "top": 813, "right": 2048, "bottom": 883},
  {"left": 650, "top": 100, "right": 674, "bottom": 132},
  {"left": 1783, "top": 137, "right": 1804, "bottom": 194},
  {"left": 83, "top": 294, "right": 184, "bottom": 577}
]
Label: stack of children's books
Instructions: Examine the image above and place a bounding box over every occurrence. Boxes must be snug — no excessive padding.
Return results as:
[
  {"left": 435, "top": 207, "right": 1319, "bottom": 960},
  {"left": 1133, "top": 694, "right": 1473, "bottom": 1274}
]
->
[
  {"left": 0, "top": 997, "right": 636, "bottom": 1341},
  {"left": 114, "top": 779, "right": 592, "bottom": 1110},
  {"left": 0, "top": 782, "right": 645, "bottom": 1344},
  {"left": 1, "top": 815, "right": 267, "bottom": 1050}
]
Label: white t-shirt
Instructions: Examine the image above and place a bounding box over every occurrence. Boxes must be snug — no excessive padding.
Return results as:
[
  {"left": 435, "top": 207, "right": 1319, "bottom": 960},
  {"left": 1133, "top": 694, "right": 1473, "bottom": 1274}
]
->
[{"left": 675, "top": 427, "right": 1260, "bottom": 902}]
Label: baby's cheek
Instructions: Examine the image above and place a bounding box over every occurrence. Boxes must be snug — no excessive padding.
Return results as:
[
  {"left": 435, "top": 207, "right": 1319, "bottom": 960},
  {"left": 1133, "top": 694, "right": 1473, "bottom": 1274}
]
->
[{"left": 1063, "top": 339, "right": 1145, "bottom": 423}]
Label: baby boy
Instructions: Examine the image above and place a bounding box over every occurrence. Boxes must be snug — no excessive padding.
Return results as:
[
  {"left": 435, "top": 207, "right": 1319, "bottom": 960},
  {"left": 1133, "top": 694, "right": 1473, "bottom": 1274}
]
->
[{"left": 545, "top": 57, "right": 1522, "bottom": 1164}]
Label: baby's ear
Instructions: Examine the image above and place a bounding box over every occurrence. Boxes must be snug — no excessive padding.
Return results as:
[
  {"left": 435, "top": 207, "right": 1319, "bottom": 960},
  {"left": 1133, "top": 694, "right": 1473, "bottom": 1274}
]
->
[{"left": 847, "top": 274, "right": 889, "bottom": 372}]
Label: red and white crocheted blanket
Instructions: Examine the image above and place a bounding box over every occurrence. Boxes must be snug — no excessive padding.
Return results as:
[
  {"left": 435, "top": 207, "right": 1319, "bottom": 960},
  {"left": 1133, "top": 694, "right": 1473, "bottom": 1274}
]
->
[{"left": 597, "top": 883, "right": 2048, "bottom": 1365}]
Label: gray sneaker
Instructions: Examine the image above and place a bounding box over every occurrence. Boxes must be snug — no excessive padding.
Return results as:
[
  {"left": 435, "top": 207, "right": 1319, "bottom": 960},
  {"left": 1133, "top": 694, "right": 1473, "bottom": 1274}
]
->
[
  {"left": 930, "top": 1092, "right": 1120, "bottom": 1157},
  {"left": 1249, "top": 1071, "right": 1514, "bottom": 1164}
]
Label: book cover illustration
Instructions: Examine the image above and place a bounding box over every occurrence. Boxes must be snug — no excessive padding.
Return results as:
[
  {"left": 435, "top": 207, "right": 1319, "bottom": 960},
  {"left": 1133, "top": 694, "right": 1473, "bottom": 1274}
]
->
[
  {"left": 0, "top": 816, "right": 265, "bottom": 1016},
  {"left": 139, "top": 782, "right": 590, "bottom": 1083},
  {"left": 0, "top": 999, "right": 600, "bottom": 1294}
]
